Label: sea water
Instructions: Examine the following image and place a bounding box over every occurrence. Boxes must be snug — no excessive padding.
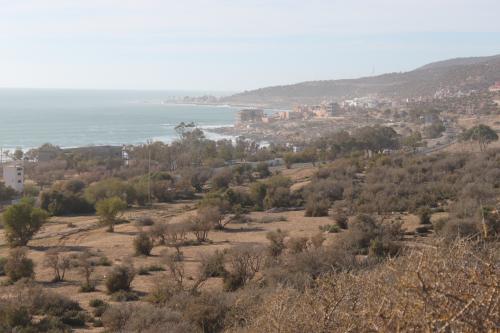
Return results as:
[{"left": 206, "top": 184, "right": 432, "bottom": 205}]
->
[{"left": 0, "top": 89, "right": 238, "bottom": 150}]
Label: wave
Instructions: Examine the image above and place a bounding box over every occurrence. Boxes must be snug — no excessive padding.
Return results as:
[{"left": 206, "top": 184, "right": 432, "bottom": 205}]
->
[{"left": 198, "top": 124, "right": 233, "bottom": 129}]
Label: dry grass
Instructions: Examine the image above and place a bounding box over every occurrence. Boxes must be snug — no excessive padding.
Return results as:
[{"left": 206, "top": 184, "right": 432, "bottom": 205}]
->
[
  {"left": 238, "top": 239, "right": 499, "bottom": 333},
  {"left": 0, "top": 191, "right": 338, "bottom": 333}
]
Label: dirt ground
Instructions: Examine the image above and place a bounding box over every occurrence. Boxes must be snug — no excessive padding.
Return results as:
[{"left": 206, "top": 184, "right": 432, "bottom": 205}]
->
[{"left": 0, "top": 164, "right": 429, "bottom": 332}]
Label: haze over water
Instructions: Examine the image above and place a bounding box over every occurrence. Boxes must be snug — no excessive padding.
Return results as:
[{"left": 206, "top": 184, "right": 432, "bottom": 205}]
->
[{"left": 0, "top": 89, "right": 238, "bottom": 150}]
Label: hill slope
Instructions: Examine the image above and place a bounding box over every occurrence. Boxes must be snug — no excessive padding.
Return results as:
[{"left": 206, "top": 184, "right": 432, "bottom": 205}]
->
[{"left": 223, "top": 54, "right": 500, "bottom": 108}]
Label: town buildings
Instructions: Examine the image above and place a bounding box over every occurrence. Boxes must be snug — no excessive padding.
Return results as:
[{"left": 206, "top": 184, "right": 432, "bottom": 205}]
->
[
  {"left": 237, "top": 109, "right": 265, "bottom": 125},
  {"left": 489, "top": 82, "right": 500, "bottom": 92},
  {"left": 2, "top": 163, "right": 24, "bottom": 193}
]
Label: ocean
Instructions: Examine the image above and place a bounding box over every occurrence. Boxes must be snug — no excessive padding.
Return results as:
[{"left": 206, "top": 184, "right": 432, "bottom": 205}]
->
[{"left": 0, "top": 89, "right": 239, "bottom": 150}]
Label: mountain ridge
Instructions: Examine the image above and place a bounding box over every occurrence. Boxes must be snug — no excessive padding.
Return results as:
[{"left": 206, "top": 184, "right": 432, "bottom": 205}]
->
[{"left": 222, "top": 54, "right": 500, "bottom": 108}]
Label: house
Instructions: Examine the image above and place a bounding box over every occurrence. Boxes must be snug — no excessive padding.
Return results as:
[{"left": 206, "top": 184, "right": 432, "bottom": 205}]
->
[
  {"left": 278, "top": 110, "right": 303, "bottom": 120},
  {"left": 2, "top": 163, "right": 24, "bottom": 193},
  {"left": 489, "top": 82, "right": 500, "bottom": 92}
]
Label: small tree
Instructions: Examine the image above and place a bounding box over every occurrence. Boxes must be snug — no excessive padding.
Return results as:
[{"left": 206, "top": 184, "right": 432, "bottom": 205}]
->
[
  {"left": 223, "top": 245, "right": 265, "bottom": 291},
  {"left": 105, "top": 264, "right": 136, "bottom": 294},
  {"left": 2, "top": 198, "right": 49, "bottom": 247},
  {"left": 162, "top": 252, "right": 186, "bottom": 289},
  {"left": 188, "top": 215, "right": 212, "bottom": 243},
  {"left": 164, "top": 223, "right": 189, "bottom": 260},
  {"left": 461, "top": 124, "right": 499, "bottom": 151},
  {"left": 76, "top": 251, "right": 96, "bottom": 292},
  {"left": 150, "top": 221, "right": 168, "bottom": 245},
  {"left": 210, "top": 168, "right": 233, "bottom": 191},
  {"left": 198, "top": 205, "right": 226, "bottom": 230},
  {"left": 96, "top": 196, "right": 127, "bottom": 232},
  {"left": 200, "top": 250, "right": 227, "bottom": 278},
  {"left": 305, "top": 196, "right": 330, "bottom": 217},
  {"left": 43, "top": 248, "right": 71, "bottom": 282},
  {"left": 266, "top": 229, "right": 288, "bottom": 257},
  {"left": 255, "top": 162, "right": 271, "bottom": 178},
  {"left": 13, "top": 148, "right": 24, "bottom": 161},
  {"left": 286, "top": 237, "right": 308, "bottom": 254},
  {"left": 4, "top": 247, "right": 34, "bottom": 282},
  {"left": 134, "top": 232, "right": 153, "bottom": 256}
]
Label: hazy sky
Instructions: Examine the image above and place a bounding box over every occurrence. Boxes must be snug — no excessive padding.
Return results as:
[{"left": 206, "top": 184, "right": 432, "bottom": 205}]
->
[{"left": 1, "top": 0, "right": 499, "bottom": 92}]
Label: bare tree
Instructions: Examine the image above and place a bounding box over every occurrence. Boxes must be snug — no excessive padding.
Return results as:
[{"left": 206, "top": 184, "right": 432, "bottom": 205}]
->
[
  {"left": 75, "top": 251, "right": 96, "bottom": 292},
  {"left": 43, "top": 248, "right": 71, "bottom": 282},
  {"left": 187, "top": 215, "right": 212, "bottom": 243}
]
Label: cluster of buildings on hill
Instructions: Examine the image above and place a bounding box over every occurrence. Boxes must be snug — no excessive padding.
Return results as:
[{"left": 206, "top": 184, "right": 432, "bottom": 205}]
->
[
  {"left": 236, "top": 102, "right": 344, "bottom": 127},
  {"left": 489, "top": 82, "right": 500, "bottom": 92}
]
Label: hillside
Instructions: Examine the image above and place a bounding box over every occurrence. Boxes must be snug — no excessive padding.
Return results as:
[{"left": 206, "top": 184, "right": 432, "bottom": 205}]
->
[{"left": 223, "top": 54, "right": 500, "bottom": 108}]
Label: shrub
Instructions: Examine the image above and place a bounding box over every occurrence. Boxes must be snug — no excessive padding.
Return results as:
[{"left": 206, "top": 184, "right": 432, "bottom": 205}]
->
[
  {"left": 102, "top": 303, "right": 194, "bottom": 332},
  {"left": 139, "top": 263, "right": 165, "bottom": 276},
  {"left": 432, "top": 217, "right": 448, "bottom": 233},
  {"left": 110, "top": 290, "right": 139, "bottom": 302},
  {"left": 223, "top": 245, "right": 265, "bottom": 291},
  {"left": 200, "top": 250, "right": 227, "bottom": 278},
  {"left": 138, "top": 266, "right": 150, "bottom": 275},
  {"left": 97, "top": 255, "right": 112, "bottom": 266},
  {"left": 0, "top": 181, "right": 16, "bottom": 202},
  {"left": 92, "top": 305, "right": 108, "bottom": 318},
  {"left": 147, "top": 264, "right": 165, "bottom": 272},
  {"left": 95, "top": 196, "right": 127, "bottom": 232},
  {"left": 89, "top": 299, "right": 106, "bottom": 308},
  {"left": 43, "top": 248, "right": 71, "bottom": 282},
  {"left": 105, "top": 265, "right": 135, "bottom": 293},
  {"left": 418, "top": 206, "right": 432, "bottom": 224},
  {"left": 182, "top": 292, "right": 230, "bottom": 332},
  {"left": 266, "top": 229, "right": 288, "bottom": 257},
  {"left": 146, "top": 277, "right": 181, "bottom": 305},
  {"left": 319, "top": 224, "right": 340, "bottom": 233},
  {"left": 80, "top": 283, "right": 96, "bottom": 293},
  {"left": 40, "top": 188, "right": 94, "bottom": 216},
  {"left": 210, "top": 168, "right": 233, "bottom": 190},
  {"left": 331, "top": 212, "right": 348, "bottom": 229},
  {"left": 4, "top": 248, "right": 34, "bottom": 282},
  {"left": 263, "top": 176, "right": 293, "bottom": 209},
  {"left": 84, "top": 178, "right": 136, "bottom": 205},
  {"left": 415, "top": 225, "right": 431, "bottom": 234},
  {"left": 134, "top": 216, "right": 154, "bottom": 227},
  {"left": 437, "top": 219, "right": 478, "bottom": 240},
  {"left": 133, "top": 232, "right": 153, "bottom": 256},
  {"left": 2, "top": 198, "right": 49, "bottom": 247},
  {"left": 246, "top": 240, "right": 499, "bottom": 332},
  {"left": 368, "top": 238, "right": 400, "bottom": 257},
  {"left": 76, "top": 251, "right": 96, "bottom": 292},
  {"left": 338, "top": 214, "right": 379, "bottom": 252},
  {"left": 0, "top": 281, "right": 87, "bottom": 330},
  {"left": 198, "top": 205, "right": 225, "bottom": 230},
  {"left": 188, "top": 215, "right": 211, "bottom": 243},
  {"left": 257, "top": 215, "right": 288, "bottom": 223},
  {"left": 310, "top": 233, "right": 325, "bottom": 248},
  {"left": 255, "top": 162, "right": 271, "bottom": 178},
  {"left": 60, "top": 310, "right": 87, "bottom": 327},
  {"left": 305, "top": 197, "right": 330, "bottom": 217},
  {"left": 0, "top": 303, "right": 31, "bottom": 329},
  {"left": 286, "top": 237, "right": 308, "bottom": 254}
]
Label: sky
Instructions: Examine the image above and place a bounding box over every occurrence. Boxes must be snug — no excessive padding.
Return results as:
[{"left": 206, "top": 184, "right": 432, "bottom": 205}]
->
[{"left": 0, "top": 0, "right": 499, "bottom": 92}]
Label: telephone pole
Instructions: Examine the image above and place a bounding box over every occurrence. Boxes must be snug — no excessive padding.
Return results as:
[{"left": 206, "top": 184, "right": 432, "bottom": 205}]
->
[{"left": 148, "top": 143, "right": 152, "bottom": 206}]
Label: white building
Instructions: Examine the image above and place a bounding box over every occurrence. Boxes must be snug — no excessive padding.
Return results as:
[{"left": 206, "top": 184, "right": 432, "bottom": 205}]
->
[{"left": 2, "top": 164, "right": 24, "bottom": 193}]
